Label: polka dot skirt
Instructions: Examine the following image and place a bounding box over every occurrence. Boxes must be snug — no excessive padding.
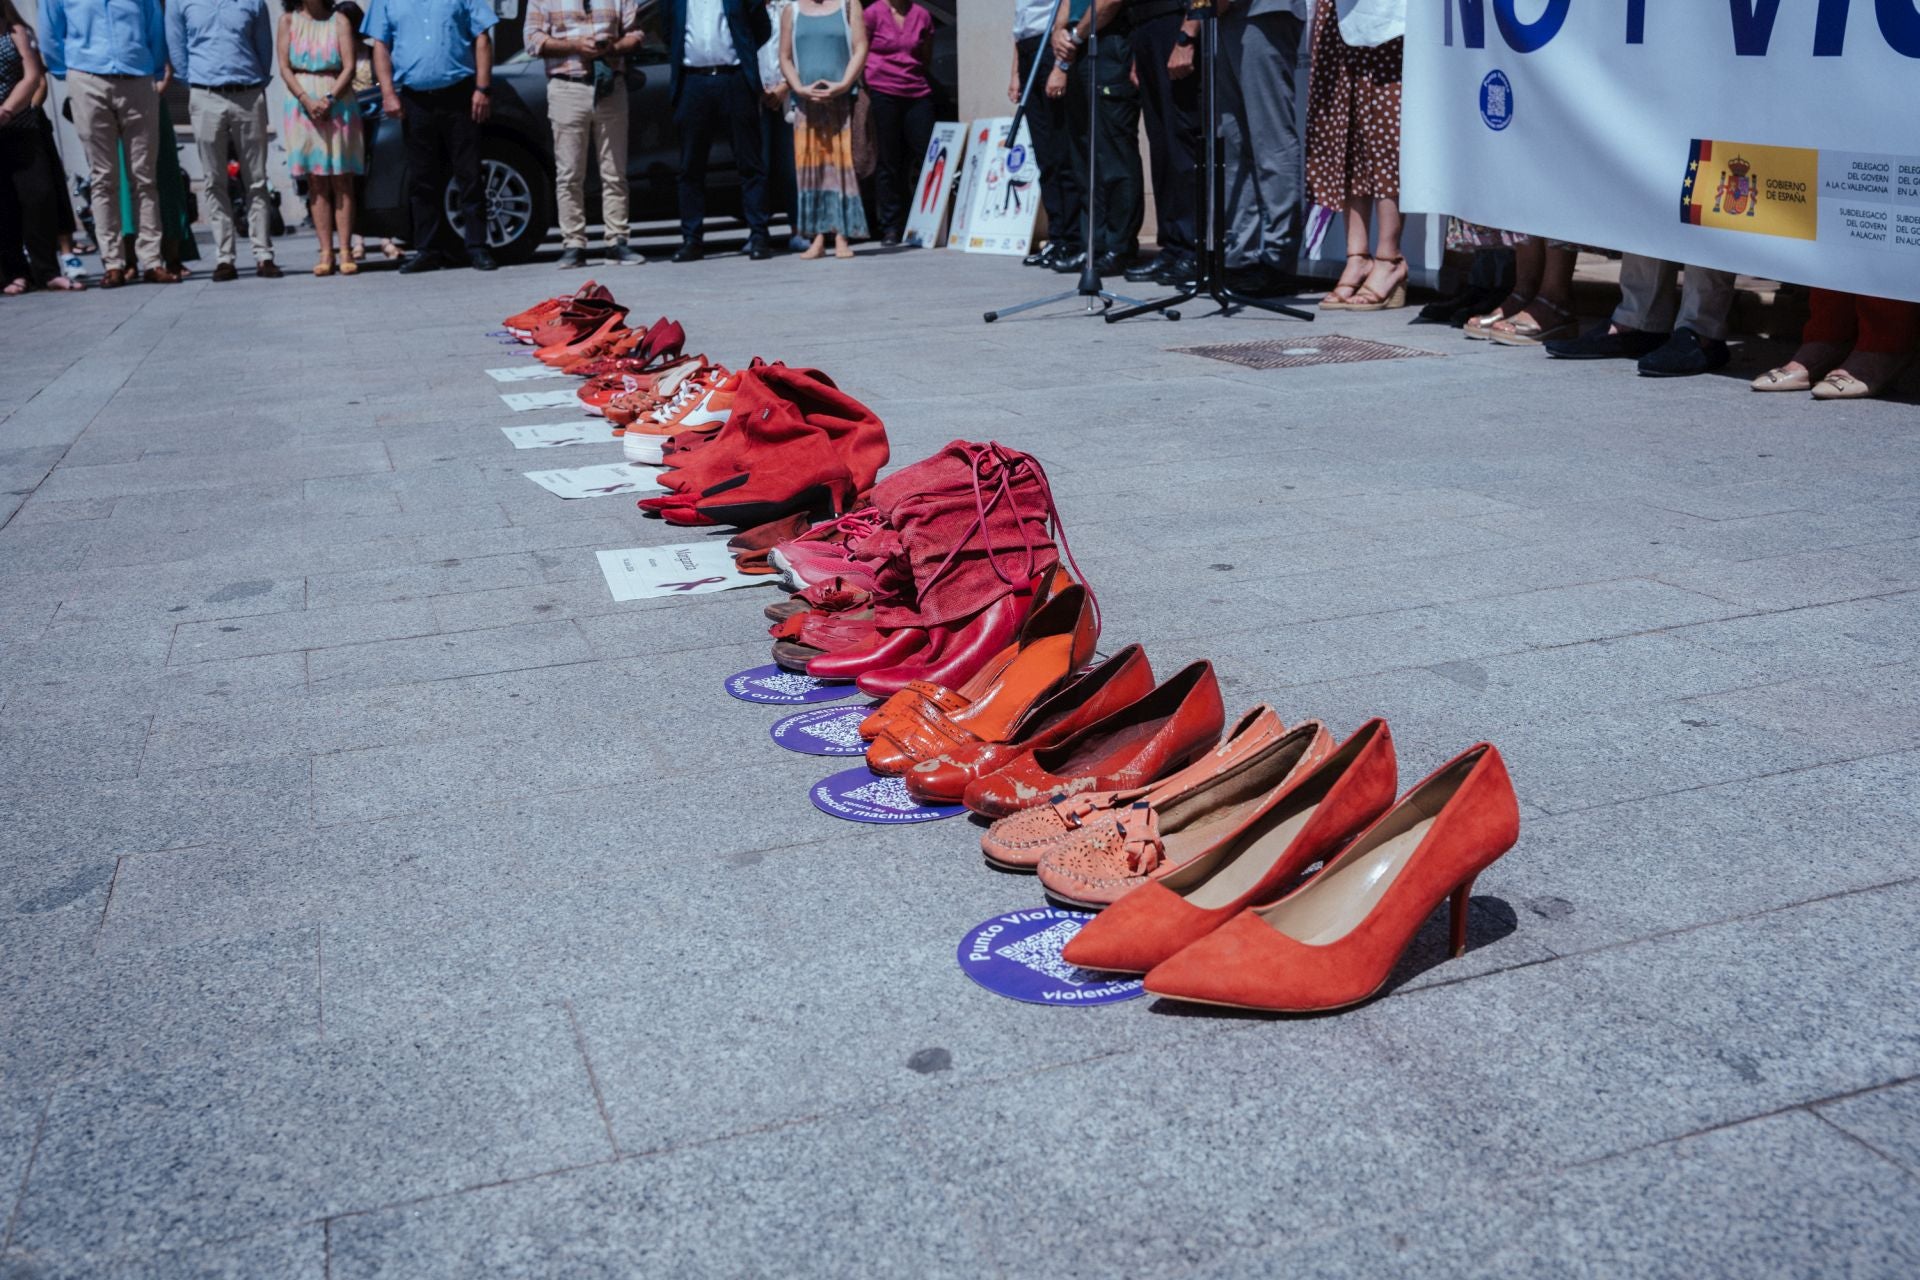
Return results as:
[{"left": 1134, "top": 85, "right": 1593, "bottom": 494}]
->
[{"left": 1305, "top": 0, "right": 1403, "bottom": 208}]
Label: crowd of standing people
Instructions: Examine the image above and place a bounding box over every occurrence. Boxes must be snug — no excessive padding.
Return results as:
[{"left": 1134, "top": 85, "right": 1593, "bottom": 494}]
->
[{"left": 0, "top": 0, "right": 1912, "bottom": 402}]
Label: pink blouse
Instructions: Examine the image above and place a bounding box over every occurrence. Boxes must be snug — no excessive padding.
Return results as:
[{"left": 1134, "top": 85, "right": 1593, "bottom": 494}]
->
[{"left": 861, "top": 1, "right": 932, "bottom": 99}]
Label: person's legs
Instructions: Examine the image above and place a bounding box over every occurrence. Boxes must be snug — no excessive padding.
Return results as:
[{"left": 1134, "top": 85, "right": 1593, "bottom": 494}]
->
[
  {"left": 1614, "top": 254, "right": 1679, "bottom": 334},
  {"left": 114, "top": 77, "right": 165, "bottom": 273},
  {"left": 1819, "top": 295, "right": 1918, "bottom": 395},
  {"left": 1130, "top": 12, "right": 1198, "bottom": 260},
  {"left": 1019, "top": 36, "right": 1079, "bottom": 253},
  {"left": 1675, "top": 265, "right": 1736, "bottom": 341},
  {"left": 66, "top": 72, "right": 129, "bottom": 274},
  {"left": 444, "top": 90, "right": 488, "bottom": 257},
  {"left": 1241, "top": 13, "right": 1303, "bottom": 272},
  {"left": 899, "top": 94, "right": 934, "bottom": 238},
  {"left": 596, "top": 81, "right": 630, "bottom": 247},
  {"left": 1216, "top": 15, "right": 1258, "bottom": 270},
  {"left": 236, "top": 87, "right": 275, "bottom": 263},
  {"left": 867, "top": 89, "right": 908, "bottom": 238},
  {"left": 189, "top": 89, "right": 238, "bottom": 266},
  {"left": 0, "top": 139, "right": 27, "bottom": 287},
  {"left": 723, "top": 72, "right": 769, "bottom": 241},
  {"left": 1093, "top": 32, "right": 1142, "bottom": 258},
  {"left": 332, "top": 173, "right": 355, "bottom": 255},
  {"left": 0, "top": 126, "right": 58, "bottom": 284},
  {"left": 674, "top": 77, "right": 719, "bottom": 245},
  {"left": 401, "top": 89, "right": 451, "bottom": 253},
  {"left": 309, "top": 176, "right": 337, "bottom": 269},
  {"left": 548, "top": 78, "right": 592, "bottom": 250}
]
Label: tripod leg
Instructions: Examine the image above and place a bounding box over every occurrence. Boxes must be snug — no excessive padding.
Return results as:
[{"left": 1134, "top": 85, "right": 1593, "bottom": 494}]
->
[{"left": 984, "top": 289, "right": 1087, "bottom": 323}]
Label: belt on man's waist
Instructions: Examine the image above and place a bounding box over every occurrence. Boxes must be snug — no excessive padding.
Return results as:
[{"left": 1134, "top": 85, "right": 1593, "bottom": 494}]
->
[
  {"left": 550, "top": 71, "right": 593, "bottom": 83},
  {"left": 190, "top": 82, "right": 267, "bottom": 92},
  {"left": 682, "top": 64, "right": 737, "bottom": 76}
]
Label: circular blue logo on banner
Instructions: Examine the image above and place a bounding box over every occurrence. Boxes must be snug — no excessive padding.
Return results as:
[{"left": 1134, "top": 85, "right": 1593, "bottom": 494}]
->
[
  {"left": 770, "top": 706, "right": 870, "bottom": 756},
  {"left": 1479, "top": 70, "right": 1514, "bottom": 131},
  {"left": 957, "top": 909, "right": 1145, "bottom": 1006},
  {"left": 725, "top": 663, "right": 858, "bottom": 706},
  {"left": 1007, "top": 143, "right": 1028, "bottom": 173},
  {"left": 811, "top": 766, "right": 967, "bottom": 824}
]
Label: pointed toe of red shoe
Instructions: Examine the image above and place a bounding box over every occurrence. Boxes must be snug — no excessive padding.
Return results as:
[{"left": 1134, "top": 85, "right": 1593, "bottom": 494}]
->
[
  {"left": 1060, "top": 881, "right": 1223, "bottom": 974},
  {"left": 1143, "top": 912, "right": 1345, "bottom": 1012},
  {"left": 903, "top": 756, "right": 970, "bottom": 805}
]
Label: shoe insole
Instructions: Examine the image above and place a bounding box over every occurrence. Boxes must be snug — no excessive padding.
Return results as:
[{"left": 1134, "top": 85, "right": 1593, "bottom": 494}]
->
[
  {"left": 1258, "top": 818, "right": 1436, "bottom": 946},
  {"left": 1050, "top": 715, "right": 1168, "bottom": 778},
  {"left": 1181, "top": 802, "right": 1320, "bottom": 911}
]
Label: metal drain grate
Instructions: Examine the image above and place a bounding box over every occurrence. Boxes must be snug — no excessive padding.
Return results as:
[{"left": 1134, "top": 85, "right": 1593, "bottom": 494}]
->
[{"left": 1170, "top": 334, "right": 1444, "bottom": 370}]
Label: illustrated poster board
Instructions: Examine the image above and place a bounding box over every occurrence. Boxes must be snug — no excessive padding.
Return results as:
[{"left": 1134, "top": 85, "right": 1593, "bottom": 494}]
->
[
  {"left": 944, "top": 119, "right": 995, "bottom": 249},
  {"left": 958, "top": 117, "right": 1040, "bottom": 257},
  {"left": 904, "top": 121, "right": 964, "bottom": 248}
]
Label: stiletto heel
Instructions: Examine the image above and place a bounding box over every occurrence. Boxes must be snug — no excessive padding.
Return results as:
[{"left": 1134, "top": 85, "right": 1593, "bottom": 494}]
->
[
  {"left": 1143, "top": 743, "right": 1521, "bottom": 1013},
  {"left": 1449, "top": 876, "right": 1476, "bottom": 957}
]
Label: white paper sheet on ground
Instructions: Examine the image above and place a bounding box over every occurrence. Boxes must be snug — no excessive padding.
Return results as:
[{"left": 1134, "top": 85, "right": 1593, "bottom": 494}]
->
[
  {"left": 597, "top": 541, "right": 766, "bottom": 600},
  {"left": 523, "top": 461, "right": 668, "bottom": 499},
  {"left": 501, "top": 420, "right": 620, "bottom": 448},
  {"left": 501, "top": 389, "right": 583, "bottom": 411},
  {"left": 487, "top": 365, "right": 569, "bottom": 382}
]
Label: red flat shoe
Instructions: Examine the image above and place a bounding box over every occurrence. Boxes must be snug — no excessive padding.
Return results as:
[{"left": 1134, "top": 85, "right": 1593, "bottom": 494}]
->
[
  {"left": 1038, "top": 718, "right": 1339, "bottom": 911},
  {"left": 860, "top": 577, "right": 1093, "bottom": 743},
  {"left": 864, "top": 585, "right": 1095, "bottom": 775},
  {"left": 505, "top": 280, "right": 610, "bottom": 336},
  {"left": 1142, "top": 742, "right": 1521, "bottom": 1012},
  {"left": 902, "top": 644, "right": 1159, "bottom": 803},
  {"left": 982, "top": 703, "right": 1286, "bottom": 872},
  {"left": 528, "top": 297, "right": 627, "bottom": 351},
  {"left": 1059, "top": 719, "right": 1396, "bottom": 969},
  {"left": 959, "top": 661, "right": 1225, "bottom": 819}
]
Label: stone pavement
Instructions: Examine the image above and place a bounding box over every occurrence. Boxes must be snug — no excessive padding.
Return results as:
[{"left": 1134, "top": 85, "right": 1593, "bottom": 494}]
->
[{"left": 2, "top": 238, "right": 1918, "bottom": 1278}]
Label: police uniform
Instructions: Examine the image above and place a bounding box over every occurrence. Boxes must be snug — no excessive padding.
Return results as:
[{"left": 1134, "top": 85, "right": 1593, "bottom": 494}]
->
[{"left": 1058, "top": 0, "right": 1142, "bottom": 268}]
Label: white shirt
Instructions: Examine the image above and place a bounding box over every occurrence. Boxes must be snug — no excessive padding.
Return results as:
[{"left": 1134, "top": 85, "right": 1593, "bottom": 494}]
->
[
  {"left": 1335, "top": 0, "right": 1405, "bottom": 47},
  {"left": 684, "top": 0, "right": 739, "bottom": 67},
  {"left": 1013, "top": 0, "right": 1055, "bottom": 42}
]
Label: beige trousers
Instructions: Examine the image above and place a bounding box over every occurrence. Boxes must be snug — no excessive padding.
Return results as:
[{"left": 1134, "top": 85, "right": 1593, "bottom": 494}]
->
[
  {"left": 66, "top": 71, "right": 164, "bottom": 273},
  {"left": 189, "top": 85, "right": 275, "bottom": 265},
  {"left": 549, "top": 78, "right": 628, "bottom": 247}
]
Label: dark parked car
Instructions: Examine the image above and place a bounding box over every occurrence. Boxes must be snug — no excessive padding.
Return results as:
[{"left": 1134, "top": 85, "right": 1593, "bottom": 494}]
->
[{"left": 358, "top": 0, "right": 957, "bottom": 263}]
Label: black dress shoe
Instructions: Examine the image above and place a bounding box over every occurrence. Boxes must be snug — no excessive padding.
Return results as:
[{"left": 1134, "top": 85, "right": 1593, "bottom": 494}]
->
[
  {"left": 1023, "top": 242, "right": 1051, "bottom": 267},
  {"left": 469, "top": 248, "right": 498, "bottom": 272},
  {"left": 881, "top": 231, "right": 901, "bottom": 248},
  {"left": 1049, "top": 249, "right": 1087, "bottom": 275},
  {"left": 672, "top": 242, "right": 705, "bottom": 263},
  {"left": 1226, "top": 264, "right": 1292, "bottom": 297},
  {"left": 398, "top": 251, "right": 447, "bottom": 275},
  {"left": 1094, "top": 250, "right": 1132, "bottom": 277},
  {"left": 1151, "top": 252, "right": 1199, "bottom": 287},
  {"left": 746, "top": 236, "right": 774, "bottom": 261},
  {"left": 1544, "top": 324, "right": 1668, "bottom": 360},
  {"left": 1637, "top": 326, "right": 1730, "bottom": 377},
  {"left": 1124, "top": 252, "right": 1171, "bottom": 283}
]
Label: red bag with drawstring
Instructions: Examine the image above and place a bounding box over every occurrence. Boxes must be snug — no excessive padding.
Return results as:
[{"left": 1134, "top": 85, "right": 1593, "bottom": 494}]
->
[
  {"left": 863, "top": 441, "right": 1064, "bottom": 630},
  {"left": 639, "top": 365, "right": 888, "bottom": 529}
]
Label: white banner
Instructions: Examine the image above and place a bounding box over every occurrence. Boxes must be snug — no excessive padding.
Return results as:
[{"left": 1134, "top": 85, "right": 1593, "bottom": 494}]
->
[{"left": 1402, "top": 2, "right": 1920, "bottom": 301}]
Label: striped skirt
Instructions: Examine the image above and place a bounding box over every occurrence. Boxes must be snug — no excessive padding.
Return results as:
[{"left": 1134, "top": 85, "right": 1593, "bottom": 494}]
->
[{"left": 794, "top": 97, "right": 869, "bottom": 238}]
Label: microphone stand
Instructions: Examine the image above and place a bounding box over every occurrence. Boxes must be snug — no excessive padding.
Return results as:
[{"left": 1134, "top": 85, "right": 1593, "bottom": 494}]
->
[
  {"left": 984, "top": 22, "right": 1161, "bottom": 323},
  {"left": 1106, "top": 0, "right": 1313, "bottom": 324}
]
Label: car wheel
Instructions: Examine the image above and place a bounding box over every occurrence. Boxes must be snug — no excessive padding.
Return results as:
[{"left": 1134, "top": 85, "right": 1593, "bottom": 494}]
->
[{"left": 445, "top": 140, "right": 550, "bottom": 265}]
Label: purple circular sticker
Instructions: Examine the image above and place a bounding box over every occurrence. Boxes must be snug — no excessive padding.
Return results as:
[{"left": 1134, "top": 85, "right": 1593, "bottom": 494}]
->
[
  {"left": 725, "top": 663, "right": 857, "bottom": 705},
  {"left": 770, "top": 706, "right": 871, "bottom": 756},
  {"left": 957, "top": 908, "right": 1145, "bottom": 1006},
  {"left": 811, "top": 766, "right": 967, "bottom": 824}
]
